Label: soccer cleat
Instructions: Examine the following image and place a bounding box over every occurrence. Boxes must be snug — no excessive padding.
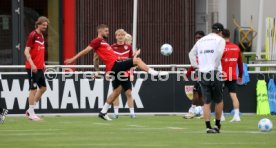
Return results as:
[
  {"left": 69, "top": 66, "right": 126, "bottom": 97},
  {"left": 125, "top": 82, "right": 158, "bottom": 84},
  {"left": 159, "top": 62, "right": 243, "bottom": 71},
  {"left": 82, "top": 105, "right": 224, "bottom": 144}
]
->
[
  {"left": 0, "top": 109, "right": 8, "bottom": 124},
  {"left": 183, "top": 113, "right": 195, "bottom": 119},
  {"left": 28, "top": 114, "right": 42, "bottom": 121},
  {"left": 25, "top": 111, "right": 41, "bottom": 121},
  {"left": 130, "top": 114, "right": 136, "bottom": 119},
  {"left": 230, "top": 116, "right": 241, "bottom": 122},
  {"left": 213, "top": 125, "right": 221, "bottom": 133},
  {"left": 98, "top": 112, "right": 112, "bottom": 121},
  {"left": 112, "top": 114, "right": 119, "bottom": 119},
  {"left": 206, "top": 128, "right": 218, "bottom": 134}
]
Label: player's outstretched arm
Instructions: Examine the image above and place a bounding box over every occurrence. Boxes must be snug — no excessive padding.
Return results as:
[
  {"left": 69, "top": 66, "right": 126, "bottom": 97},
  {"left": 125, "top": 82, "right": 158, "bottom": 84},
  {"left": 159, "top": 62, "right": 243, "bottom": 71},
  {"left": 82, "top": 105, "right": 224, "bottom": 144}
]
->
[{"left": 64, "top": 46, "right": 93, "bottom": 64}]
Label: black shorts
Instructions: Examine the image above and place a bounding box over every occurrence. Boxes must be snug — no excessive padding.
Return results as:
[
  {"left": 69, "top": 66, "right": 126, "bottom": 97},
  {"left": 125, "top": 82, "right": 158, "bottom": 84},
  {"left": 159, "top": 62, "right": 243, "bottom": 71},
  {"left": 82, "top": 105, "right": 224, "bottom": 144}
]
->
[
  {"left": 111, "top": 58, "right": 134, "bottom": 91},
  {"left": 224, "top": 80, "right": 237, "bottom": 93},
  {"left": 26, "top": 69, "right": 46, "bottom": 90},
  {"left": 198, "top": 71, "right": 224, "bottom": 104}
]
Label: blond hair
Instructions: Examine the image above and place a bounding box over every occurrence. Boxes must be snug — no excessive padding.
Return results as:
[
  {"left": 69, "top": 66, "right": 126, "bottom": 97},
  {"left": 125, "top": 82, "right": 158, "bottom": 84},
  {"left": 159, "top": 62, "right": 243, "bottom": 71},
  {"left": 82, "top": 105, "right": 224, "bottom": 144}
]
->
[
  {"left": 35, "top": 16, "right": 49, "bottom": 28},
  {"left": 115, "top": 29, "right": 127, "bottom": 35},
  {"left": 124, "top": 34, "right": 132, "bottom": 42}
]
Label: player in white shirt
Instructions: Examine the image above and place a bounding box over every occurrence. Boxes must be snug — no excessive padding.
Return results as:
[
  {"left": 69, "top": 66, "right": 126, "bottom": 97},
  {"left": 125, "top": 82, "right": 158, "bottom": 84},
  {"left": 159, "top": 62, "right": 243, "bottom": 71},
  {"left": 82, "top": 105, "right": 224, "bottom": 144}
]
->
[{"left": 189, "top": 23, "right": 225, "bottom": 134}]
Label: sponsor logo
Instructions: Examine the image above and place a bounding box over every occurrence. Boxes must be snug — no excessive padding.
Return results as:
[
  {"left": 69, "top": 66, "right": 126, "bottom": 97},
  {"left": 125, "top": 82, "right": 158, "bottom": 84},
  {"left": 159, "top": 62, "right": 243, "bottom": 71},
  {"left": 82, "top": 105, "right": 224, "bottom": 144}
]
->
[{"left": 0, "top": 78, "right": 144, "bottom": 110}]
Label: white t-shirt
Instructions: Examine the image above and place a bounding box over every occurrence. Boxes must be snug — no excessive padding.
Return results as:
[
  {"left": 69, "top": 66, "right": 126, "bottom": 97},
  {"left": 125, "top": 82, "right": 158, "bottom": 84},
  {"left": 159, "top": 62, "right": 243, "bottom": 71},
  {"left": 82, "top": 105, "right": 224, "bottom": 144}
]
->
[{"left": 189, "top": 33, "right": 225, "bottom": 73}]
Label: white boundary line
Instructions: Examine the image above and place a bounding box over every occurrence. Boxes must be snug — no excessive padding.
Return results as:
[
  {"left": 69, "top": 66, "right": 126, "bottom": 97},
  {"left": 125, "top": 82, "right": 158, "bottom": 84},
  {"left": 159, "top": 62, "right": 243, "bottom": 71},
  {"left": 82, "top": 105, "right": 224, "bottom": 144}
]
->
[{"left": 7, "top": 112, "right": 256, "bottom": 117}]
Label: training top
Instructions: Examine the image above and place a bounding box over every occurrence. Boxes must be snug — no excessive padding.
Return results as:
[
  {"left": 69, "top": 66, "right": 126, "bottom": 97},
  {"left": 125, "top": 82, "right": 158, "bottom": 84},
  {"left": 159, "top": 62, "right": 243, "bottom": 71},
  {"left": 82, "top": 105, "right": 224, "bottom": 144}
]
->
[
  {"left": 111, "top": 43, "right": 133, "bottom": 76},
  {"left": 221, "top": 41, "right": 243, "bottom": 80},
  {"left": 25, "top": 30, "right": 45, "bottom": 69},
  {"left": 189, "top": 33, "right": 225, "bottom": 73},
  {"left": 89, "top": 37, "right": 117, "bottom": 72}
]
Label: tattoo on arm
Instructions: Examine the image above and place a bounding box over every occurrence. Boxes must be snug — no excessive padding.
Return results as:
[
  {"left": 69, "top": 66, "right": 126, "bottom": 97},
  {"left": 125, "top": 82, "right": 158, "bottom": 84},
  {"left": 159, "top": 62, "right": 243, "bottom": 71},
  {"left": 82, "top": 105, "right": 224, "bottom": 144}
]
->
[{"left": 93, "top": 52, "right": 100, "bottom": 71}]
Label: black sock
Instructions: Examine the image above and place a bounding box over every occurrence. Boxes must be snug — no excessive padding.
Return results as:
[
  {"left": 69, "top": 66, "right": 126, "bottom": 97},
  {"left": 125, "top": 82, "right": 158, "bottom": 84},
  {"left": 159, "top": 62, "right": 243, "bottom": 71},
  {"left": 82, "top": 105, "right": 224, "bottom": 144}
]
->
[
  {"left": 205, "top": 121, "right": 212, "bottom": 129},
  {"left": 215, "top": 120, "right": 221, "bottom": 129},
  {"left": 0, "top": 108, "right": 3, "bottom": 113}
]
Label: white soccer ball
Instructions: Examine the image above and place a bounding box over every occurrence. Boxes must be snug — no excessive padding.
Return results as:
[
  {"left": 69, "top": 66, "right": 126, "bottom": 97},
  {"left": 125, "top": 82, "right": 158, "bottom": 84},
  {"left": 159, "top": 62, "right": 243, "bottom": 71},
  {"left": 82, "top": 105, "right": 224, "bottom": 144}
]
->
[
  {"left": 194, "top": 106, "right": 203, "bottom": 116},
  {"left": 160, "top": 43, "right": 173, "bottom": 56},
  {"left": 258, "top": 118, "right": 273, "bottom": 132}
]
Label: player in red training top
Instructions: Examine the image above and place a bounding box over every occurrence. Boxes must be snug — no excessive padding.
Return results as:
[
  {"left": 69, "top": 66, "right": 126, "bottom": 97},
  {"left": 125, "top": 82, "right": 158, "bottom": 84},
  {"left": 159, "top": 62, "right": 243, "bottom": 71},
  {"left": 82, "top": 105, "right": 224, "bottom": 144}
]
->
[
  {"left": 111, "top": 29, "right": 136, "bottom": 119},
  {"left": 65, "top": 24, "right": 168, "bottom": 121},
  {"left": 24, "top": 16, "right": 49, "bottom": 121},
  {"left": 184, "top": 31, "right": 205, "bottom": 119},
  {"left": 221, "top": 29, "right": 243, "bottom": 122}
]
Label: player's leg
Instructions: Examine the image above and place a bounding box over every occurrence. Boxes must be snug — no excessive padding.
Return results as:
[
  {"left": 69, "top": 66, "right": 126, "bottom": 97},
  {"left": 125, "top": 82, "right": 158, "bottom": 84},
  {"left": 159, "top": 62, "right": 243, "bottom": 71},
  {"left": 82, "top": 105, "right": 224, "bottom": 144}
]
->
[
  {"left": 34, "top": 70, "right": 47, "bottom": 103},
  {"left": 228, "top": 80, "right": 240, "bottom": 122},
  {"left": 214, "top": 101, "right": 223, "bottom": 131},
  {"left": 132, "top": 57, "right": 168, "bottom": 76},
  {"left": 112, "top": 97, "right": 120, "bottom": 118},
  {"left": 29, "top": 70, "right": 47, "bottom": 120},
  {"left": 123, "top": 81, "right": 135, "bottom": 118},
  {"left": 200, "top": 83, "right": 216, "bottom": 133},
  {"left": 126, "top": 91, "right": 135, "bottom": 118},
  {"left": 99, "top": 85, "right": 122, "bottom": 121},
  {"left": 229, "top": 92, "right": 240, "bottom": 122},
  {"left": 212, "top": 76, "right": 224, "bottom": 133},
  {"left": 26, "top": 69, "right": 39, "bottom": 120}
]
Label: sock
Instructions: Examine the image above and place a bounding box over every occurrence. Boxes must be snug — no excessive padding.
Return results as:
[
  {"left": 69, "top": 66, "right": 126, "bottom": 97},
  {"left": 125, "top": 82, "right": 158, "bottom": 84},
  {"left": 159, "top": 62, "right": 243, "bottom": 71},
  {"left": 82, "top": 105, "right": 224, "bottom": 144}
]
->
[
  {"left": 101, "top": 103, "right": 110, "bottom": 114},
  {"left": 114, "top": 106, "right": 119, "bottom": 115},
  {"left": 129, "top": 108, "right": 135, "bottom": 115},
  {"left": 28, "top": 105, "right": 35, "bottom": 115},
  {"left": 234, "top": 109, "right": 240, "bottom": 117},
  {"left": 215, "top": 120, "right": 221, "bottom": 129},
  {"left": 148, "top": 68, "right": 159, "bottom": 76},
  {"left": 205, "top": 121, "right": 212, "bottom": 129}
]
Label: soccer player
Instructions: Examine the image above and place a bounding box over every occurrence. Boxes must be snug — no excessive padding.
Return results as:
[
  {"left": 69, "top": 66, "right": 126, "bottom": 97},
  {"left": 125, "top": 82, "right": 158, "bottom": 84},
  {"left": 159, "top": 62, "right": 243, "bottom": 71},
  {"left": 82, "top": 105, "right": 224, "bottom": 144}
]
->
[
  {"left": 64, "top": 24, "right": 168, "bottom": 121},
  {"left": 111, "top": 29, "right": 135, "bottom": 119},
  {"left": 184, "top": 31, "right": 205, "bottom": 119},
  {"left": 0, "top": 108, "right": 8, "bottom": 124},
  {"left": 24, "top": 16, "right": 49, "bottom": 121},
  {"left": 221, "top": 29, "right": 243, "bottom": 122},
  {"left": 189, "top": 23, "right": 225, "bottom": 133},
  {"left": 124, "top": 33, "right": 132, "bottom": 45}
]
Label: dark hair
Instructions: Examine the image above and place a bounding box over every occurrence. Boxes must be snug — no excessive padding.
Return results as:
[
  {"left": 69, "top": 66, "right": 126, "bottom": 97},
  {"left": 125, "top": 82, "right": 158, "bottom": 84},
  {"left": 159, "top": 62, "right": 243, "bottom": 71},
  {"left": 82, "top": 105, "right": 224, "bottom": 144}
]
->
[
  {"left": 222, "top": 29, "right": 230, "bottom": 38},
  {"left": 97, "top": 24, "right": 109, "bottom": 31},
  {"left": 212, "top": 23, "right": 224, "bottom": 33},
  {"left": 35, "top": 16, "right": 49, "bottom": 28},
  {"left": 195, "top": 31, "right": 205, "bottom": 37}
]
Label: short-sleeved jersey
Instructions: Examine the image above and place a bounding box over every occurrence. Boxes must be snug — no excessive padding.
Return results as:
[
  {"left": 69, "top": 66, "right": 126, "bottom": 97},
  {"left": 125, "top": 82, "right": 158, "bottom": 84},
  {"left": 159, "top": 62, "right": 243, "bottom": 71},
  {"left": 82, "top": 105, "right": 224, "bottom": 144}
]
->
[
  {"left": 111, "top": 43, "right": 133, "bottom": 76},
  {"left": 89, "top": 37, "right": 117, "bottom": 72},
  {"left": 111, "top": 43, "right": 133, "bottom": 60},
  {"left": 221, "top": 41, "right": 243, "bottom": 80},
  {"left": 25, "top": 30, "right": 45, "bottom": 69}
]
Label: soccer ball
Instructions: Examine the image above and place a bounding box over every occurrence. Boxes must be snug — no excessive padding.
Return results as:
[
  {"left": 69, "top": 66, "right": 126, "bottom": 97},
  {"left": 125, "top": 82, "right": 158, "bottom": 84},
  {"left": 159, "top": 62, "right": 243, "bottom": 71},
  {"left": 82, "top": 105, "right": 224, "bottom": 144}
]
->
[
  {"left": 258, "top": 118, "right": 273, "bottom": 132},
  {"left": 160, "top": 43, "right": 173, "bottom": 56},
  {"left": 194, "top": 106, "right": 203, "bottom": 116}
]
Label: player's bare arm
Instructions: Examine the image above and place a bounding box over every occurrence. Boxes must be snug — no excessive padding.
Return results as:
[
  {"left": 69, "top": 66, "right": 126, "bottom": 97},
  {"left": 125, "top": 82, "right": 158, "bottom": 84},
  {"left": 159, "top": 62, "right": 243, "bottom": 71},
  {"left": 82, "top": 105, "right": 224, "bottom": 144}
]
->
[
  {"left": 133, "top": 49, "right": 141, "bottom": 58},
  {"left": 24, "top": 47, "right": 37, "bottom": 73},
  {"left": 93, "top": 52, "right": 101, "bottom": 78},
  {"left": 64, "top": 46, "right": 93, "bottom": 64},
  {"left": 93, "top": 52, "right": 100, "bottom": 72}
]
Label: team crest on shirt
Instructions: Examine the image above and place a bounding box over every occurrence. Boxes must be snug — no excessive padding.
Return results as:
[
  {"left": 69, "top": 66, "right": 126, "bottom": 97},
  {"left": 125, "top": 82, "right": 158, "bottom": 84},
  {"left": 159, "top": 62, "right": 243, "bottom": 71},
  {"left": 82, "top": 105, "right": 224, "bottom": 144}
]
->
[
  {"left": 124, "top": 45, "right": 129, "bottom": 50},
  {"left": 184, "top": 85, "right": 194, "bottom": 101}
]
